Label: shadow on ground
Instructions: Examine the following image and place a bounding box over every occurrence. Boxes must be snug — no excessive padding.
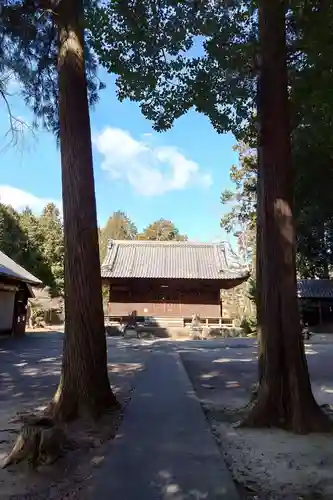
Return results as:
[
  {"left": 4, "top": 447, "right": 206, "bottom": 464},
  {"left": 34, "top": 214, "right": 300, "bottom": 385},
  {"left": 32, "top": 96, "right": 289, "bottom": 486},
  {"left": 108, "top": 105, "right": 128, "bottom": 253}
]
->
[
  {"left": 1, "top": 333, "right": 332, "bottom": 500},
  {"left": 178, "top": 335, "right": 333, "bottom": 410},
  {"left": 178, "top": 336, "right": 333, "bottom": 500},
  {"left": 0, "top": 332, "right": 151, "bottom": 500},
  {"left": 0, "top": 334, "right": 240, "bottom": 500},
  {"left": 0, "top": 333, "right": 152, "bottom": 412}
]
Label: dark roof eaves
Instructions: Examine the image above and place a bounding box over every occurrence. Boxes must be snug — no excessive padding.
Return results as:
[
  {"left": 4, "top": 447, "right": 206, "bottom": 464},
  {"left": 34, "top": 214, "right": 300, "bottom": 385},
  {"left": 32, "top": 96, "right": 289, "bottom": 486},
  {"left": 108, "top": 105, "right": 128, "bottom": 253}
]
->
[
  {"left": 0, "top": 270, "right": 43, "bottom": 287},
  {"left": 100, "top": 270, "right": 250, "bottom": 281},
  {"left": 0, "top": 250, "right": 43, "bottom": 286}
]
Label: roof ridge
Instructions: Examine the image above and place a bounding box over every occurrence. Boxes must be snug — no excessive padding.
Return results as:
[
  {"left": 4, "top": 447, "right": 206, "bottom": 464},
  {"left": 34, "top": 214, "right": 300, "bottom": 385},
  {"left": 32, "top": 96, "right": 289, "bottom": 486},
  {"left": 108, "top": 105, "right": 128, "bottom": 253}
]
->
[
  {"left": 106, "top": 240, "right": 120, "bottom": 273},
  {"left": 213, "top": 243, "right": 225, "bottom": 272},
  {"left": 109, "top": 239, "right": 225, "bottom": 246}
]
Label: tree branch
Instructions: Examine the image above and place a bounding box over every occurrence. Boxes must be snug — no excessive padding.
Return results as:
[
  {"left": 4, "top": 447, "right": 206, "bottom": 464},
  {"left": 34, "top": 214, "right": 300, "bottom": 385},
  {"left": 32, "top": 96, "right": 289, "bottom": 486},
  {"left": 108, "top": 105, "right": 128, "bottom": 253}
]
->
[{"left": 0, "top": 78, "right": 34, "bottom": 152}]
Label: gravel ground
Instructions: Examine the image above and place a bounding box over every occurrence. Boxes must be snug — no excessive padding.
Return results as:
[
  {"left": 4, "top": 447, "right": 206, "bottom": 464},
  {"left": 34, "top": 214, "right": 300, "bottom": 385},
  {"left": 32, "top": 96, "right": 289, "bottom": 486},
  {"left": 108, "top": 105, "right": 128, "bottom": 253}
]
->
[{"left": 179, "top": 336, "right": 333, "bottom": 499}]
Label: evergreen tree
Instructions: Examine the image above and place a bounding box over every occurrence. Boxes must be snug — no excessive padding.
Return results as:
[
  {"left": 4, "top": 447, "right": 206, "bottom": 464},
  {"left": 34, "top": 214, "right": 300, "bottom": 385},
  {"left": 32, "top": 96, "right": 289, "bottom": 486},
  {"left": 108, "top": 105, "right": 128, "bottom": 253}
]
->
[
  {"left": 0, "top": 203, "right": 61, "bottom": 291},
  {"left": 242, "top": 0, "right": 330, "bottom": 432},
  {"left": 99, "top": 211, "right": 137, "bottom": 261},
  {"left": 39, "top": 203, "right": 64, "bottom": 295},
  {"left": 138, "top": 219, "right": 187, "bottom": 241},
  {"left": 0, "top": 204, "right": 26, "bottom": 263},
  {"left": 2, "top": 0, "right": 118, "bottom": 420},
  {"left": 18, "top": 206, "right": 53, "bottom": 285},
  {"left": 90, "top": 0, "right": 332, "bottom": 431}
]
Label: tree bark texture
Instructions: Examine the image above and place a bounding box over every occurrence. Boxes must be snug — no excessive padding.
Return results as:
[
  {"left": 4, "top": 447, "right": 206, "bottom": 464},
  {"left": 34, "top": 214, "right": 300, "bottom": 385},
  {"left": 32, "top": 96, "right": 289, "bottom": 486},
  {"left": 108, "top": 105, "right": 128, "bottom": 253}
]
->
[
  {"left": 256, "top": 69, "right": 264, "bottom": 385},
  {"left": 51, "top": 0, "right": 119, "bottom": 421},
  {"left": 242, "top": 0, "right": 331, "bottom": 433}
]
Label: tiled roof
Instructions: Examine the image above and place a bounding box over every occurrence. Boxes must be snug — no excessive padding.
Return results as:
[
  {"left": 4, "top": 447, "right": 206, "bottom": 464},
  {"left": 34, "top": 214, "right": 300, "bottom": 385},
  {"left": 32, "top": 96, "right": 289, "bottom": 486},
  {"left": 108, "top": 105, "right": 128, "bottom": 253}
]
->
[
  {"left": 0, "top": 250, "right": 42, "bottom": 286},
  {"left": 101, "top": 240, "right": 249, "bottom": 281},
  {"left": 297, "top": 279, "right": 333, "bottom": 299}
]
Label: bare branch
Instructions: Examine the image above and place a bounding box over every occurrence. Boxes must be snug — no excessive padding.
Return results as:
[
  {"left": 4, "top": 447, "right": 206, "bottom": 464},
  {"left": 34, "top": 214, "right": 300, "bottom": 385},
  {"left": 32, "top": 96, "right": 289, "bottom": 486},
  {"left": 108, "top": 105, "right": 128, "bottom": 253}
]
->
[{"left": 0, "top": 79, "right": 35, "bottom": 153}]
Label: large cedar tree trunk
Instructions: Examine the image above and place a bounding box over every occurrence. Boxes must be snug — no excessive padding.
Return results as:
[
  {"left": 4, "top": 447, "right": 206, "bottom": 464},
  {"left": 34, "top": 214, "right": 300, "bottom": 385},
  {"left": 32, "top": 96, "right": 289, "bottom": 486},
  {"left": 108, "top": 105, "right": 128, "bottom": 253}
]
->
[
  {"left": 50, "top": 0, "right": 119, "bottom": 421},
  {"left": 242, "top": 0, "right": 330, "bottom": 433}
]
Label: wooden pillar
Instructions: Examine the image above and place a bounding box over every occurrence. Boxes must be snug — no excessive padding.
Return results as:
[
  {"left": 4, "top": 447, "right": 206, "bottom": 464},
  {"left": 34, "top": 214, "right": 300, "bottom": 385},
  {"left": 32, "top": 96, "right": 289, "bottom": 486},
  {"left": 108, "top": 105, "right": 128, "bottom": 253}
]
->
[
  {"left": 108, "top": 283, "right": 112, "bottom": 314},
  {"left": 12, "top": 290, "right": 28, "bottom": 337}
]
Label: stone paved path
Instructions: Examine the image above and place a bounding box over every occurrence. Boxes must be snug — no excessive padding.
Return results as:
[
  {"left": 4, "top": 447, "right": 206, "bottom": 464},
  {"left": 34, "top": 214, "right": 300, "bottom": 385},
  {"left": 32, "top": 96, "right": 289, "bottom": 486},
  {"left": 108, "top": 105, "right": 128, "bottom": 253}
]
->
[{"left": 83, "top": 347, "right": 239, "bottom": 499}]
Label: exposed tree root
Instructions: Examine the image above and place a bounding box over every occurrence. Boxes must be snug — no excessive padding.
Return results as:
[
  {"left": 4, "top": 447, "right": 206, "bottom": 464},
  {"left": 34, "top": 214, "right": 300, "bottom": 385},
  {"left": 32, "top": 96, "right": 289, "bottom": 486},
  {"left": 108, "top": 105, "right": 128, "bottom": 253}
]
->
[
  {"left": 2, "top": 413, "right": 76, "bottom": 470},
  {"left": 42, "top": 370, "right": 121, "bottom": 423},
  {"left": 9, "top": 411, "right": 54, "bottom": 427},
  {"left": 240, "top": 389, "right": 333, "bottom": 434},
  {"left": 46, "top": 389, "right": 121, "bottom": 423}
]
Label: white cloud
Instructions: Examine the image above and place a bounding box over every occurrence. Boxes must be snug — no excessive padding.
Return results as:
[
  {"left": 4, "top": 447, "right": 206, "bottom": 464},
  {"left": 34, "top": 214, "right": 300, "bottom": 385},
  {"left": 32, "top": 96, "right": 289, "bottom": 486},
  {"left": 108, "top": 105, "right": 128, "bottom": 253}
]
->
[
  {"left": 0, "top": 185, "right": 61, "bottom": 214},
  {"left": 93, "top": 127, "right": 212, "bottom": 196}
]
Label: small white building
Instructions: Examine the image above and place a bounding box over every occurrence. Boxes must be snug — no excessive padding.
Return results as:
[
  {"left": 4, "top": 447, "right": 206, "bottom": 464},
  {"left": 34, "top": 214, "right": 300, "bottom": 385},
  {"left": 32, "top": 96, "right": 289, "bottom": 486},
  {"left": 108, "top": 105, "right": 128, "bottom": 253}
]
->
[{"left": 0, "top": 250, "right": 42, "bottom": 336}]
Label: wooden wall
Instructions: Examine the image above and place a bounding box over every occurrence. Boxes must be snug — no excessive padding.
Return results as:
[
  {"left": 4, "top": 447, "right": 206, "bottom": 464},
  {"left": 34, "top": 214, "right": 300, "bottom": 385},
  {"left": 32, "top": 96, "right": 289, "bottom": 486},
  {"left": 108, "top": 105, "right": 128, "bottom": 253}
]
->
[
  {"left": 106, "top": 278, "right": 223, "bottom": 318},
  {"left": 0, "top": 280, "right": 28, "bottom": 336}
]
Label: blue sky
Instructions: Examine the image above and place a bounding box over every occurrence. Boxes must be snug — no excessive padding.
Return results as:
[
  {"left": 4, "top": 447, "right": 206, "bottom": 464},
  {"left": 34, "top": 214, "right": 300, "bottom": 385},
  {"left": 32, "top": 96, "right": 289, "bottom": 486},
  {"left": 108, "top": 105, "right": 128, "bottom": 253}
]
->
[{"left": 0, "top": 70, "right": 238, "bottom": 244}]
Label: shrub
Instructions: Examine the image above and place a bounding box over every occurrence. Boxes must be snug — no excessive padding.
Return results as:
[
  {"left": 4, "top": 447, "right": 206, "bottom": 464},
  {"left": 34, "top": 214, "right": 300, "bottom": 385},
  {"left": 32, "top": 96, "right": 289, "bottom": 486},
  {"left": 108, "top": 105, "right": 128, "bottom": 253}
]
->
[
  {"left": 240, "top": 316, "right": 256, "bottom": 335},
  {"left": 208, "top": 326, "right": 245, "bottom": 338},
  {"left": 30, "top": 306, "right": 45, "bottom": 328}
]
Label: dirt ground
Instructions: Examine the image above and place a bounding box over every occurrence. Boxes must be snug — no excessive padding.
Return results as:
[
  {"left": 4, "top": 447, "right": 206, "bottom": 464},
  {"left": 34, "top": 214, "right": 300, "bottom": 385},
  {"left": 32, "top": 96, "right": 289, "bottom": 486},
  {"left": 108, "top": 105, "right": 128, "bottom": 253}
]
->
[
  {"left": 180, "top": 335, "right": 333, "bottom": 499},
  {"left": 2, "top": 333, "right": 333, "bottom": 499},
  {"left": 0, "top": 333, "right": 151, "bottom": 500}
]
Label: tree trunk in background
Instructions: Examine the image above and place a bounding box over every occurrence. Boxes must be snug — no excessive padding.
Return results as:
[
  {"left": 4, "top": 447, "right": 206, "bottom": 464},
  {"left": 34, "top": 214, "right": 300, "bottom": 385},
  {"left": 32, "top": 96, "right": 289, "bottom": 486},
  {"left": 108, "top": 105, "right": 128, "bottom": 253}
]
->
[
  {"left": 50, "top": 0, "right": 119, "bottom": 421},
  {"left": 319, "top": 222, "right": 329, "bottom": 278},
  {"left": 256, "top": 162, "right": 264, "bottom": 384},
  {"left": 242, "top": 0, "right": 330, "bottom": 432},
  {"left": 256, "top": 61, "right": 264, "bottom": 385}
]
